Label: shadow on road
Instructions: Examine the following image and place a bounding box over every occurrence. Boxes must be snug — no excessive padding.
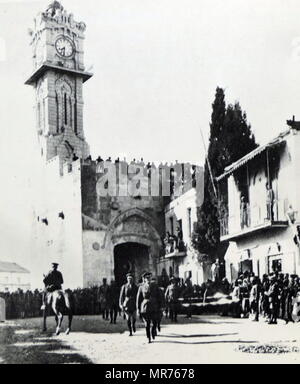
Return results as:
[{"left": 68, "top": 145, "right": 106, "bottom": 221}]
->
[
  {"left": 154, "top": 339, "right": 258, "bottom": 345},
  {"left": 0, "top": 325, "right": 92, "bottom": 364},
  {"left": 160, "top": 332, "right": 239, "bottom": 338}
]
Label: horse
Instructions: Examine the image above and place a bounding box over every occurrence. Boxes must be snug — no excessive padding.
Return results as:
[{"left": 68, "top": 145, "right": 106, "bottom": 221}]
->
[{"left": 42, "top": 290, "right": 73, "bottom": 335}]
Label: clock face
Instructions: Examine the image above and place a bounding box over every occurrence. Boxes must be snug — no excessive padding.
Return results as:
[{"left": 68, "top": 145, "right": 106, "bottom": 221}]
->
[{"left": 55, "top": 37, "right": 74, "bottom": 58}]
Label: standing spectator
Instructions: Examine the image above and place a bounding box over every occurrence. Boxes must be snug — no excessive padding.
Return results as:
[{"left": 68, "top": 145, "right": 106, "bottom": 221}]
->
[
  {"left": 249, "top": 277, "right": 260, "bottom": 321},
  {"left": 98, "top": 278, "right": 110, "bottom": 320},
  {"left": 265, "top": 274, "right": 280, "bottom": 324},
  {"left": 260, "top": 274, "right": 270, "bottom": 320},
  {"left": 165, "top": 277, "right": 180, "bottom": 323},
  {"left": 231, "top": 280, "right": 242, "bottom": 318},
  {"left": 211, "top": 259, "right": 220, "bottom": 283},
  {"left": 221, "top": 277, "right": 230, "bottom": 295},
  {"left": 240, "top": 278, "right": 250, "bottom": 318},
  {"left": 108, "top": 280, "right": 120, "bottom": 324},
  {"left": 240, "top": 196, "right": 248, "bottom": 228},
  {"left": 183, "top": 277, "right": 193, "bottom": 319},
  {"left": 284, "top": 274, "right": 297, "bottom": 324},
  {"left": 266, "top": 182, "right": 274, "bottom": 221}
]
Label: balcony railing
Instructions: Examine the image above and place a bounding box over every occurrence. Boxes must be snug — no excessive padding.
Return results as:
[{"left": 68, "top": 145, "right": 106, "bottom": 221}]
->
[
  {"left": 220, "top": 199, "right": 288, "bottom": 240},
  {"left": 163, "top": 235, "right": 187, "bottom": 258}
]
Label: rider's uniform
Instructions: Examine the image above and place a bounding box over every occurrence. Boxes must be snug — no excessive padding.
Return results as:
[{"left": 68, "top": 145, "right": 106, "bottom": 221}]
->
[
  {"left": 42, "top": 270, "right": 64, "bottom": 307},
  {"left": 43, "top": 270, "right": 64, "bottom": 291}
]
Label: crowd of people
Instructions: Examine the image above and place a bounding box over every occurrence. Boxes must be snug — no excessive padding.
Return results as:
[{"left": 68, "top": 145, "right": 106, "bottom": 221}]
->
[
  {"left": 0, "top": 276, "right": 201, "bottom": 321},
  {"left": 230, "top": 271, "right": 300, "bottom": 324},
  {"left": 0, "top": 287, "right": 102, "bottom": 320},
  {"left": 3, "top": 270, "right": 299, "bottom": 326}
]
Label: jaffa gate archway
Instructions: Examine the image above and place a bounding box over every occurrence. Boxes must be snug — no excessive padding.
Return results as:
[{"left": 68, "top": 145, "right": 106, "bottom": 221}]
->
[{"left": 114, "top": 242, "right": 149, "bottom": 287}]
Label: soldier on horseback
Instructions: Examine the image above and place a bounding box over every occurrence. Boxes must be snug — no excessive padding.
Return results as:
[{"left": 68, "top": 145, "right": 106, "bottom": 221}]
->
[
  {"left": 41, "top": 263, "right": 64, "bottom": 310},
  {"left": 41, "top": 263, "right": 73, "bottom": 335}
]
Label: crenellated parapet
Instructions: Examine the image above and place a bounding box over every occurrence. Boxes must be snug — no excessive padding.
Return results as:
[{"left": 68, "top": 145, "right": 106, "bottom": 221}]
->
[
  {"left": 29, "top": 1, "right": 86, "bottom": 40},
  {"left": 81, "top": 156, "right": 203, "bottom": 199}
]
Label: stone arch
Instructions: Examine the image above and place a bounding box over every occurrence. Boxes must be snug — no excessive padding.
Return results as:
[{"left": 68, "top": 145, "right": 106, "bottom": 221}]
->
[
  {"left": 102, "top": 207, "right": 162, "bottom": 249},
  {"left": 55, "top": 76, "right": 73, "bottom": 97},
  {"left": 55, "top": 76, "right": 75, "bottom": 130},
  {"left": 103, "top": 208, "right": 163, "bottom": 279}
]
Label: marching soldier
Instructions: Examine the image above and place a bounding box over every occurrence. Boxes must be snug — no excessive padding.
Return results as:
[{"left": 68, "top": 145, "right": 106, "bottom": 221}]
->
[
  {"left": 136, "top": 272, "right": 163, "bottom": 343},
  {"left": 119, "top": 273, "right": 138, "bottom": 336}
]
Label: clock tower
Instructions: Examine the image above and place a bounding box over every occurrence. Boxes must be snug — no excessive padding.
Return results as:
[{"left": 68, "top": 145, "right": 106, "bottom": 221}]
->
[{"left": 26, "top": 1, "right": 91, "bottom": 165}]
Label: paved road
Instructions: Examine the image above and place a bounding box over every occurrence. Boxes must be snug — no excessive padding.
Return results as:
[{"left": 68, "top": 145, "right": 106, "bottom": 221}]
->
[{"left": 0, "top": 315, "right": 300, "bottom": 364}]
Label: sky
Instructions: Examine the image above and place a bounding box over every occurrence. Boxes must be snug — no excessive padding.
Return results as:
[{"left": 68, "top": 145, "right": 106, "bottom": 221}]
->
[{"left": 1, "top": 0, "right": 300, "bottom": 268}]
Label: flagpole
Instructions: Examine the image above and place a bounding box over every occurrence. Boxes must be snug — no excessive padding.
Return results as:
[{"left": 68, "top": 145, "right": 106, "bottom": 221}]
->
[{"left": 200, "top": 126, "right": 217, "bottom": 198}]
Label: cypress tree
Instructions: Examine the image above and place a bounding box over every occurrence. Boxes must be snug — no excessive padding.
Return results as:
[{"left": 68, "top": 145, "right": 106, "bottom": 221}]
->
[{"left": 192, "top": 89, "right": 258, "bottom": 261}]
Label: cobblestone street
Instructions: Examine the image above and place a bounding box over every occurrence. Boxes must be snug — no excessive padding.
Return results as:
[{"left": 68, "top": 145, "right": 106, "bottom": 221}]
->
[{"left": 1, "top": 315, "right": 300, "bottom": 364}]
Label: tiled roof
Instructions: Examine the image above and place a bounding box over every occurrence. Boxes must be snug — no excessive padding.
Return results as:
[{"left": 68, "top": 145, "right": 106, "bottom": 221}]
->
[
  {"left": 216, "top": 128, "right": 290, "bottom": 181},
  {"left": 0, "top": 261, "right": 30, "bottom": 274}
]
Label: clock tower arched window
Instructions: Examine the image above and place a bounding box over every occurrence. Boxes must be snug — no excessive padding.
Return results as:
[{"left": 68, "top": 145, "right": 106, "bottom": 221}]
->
[{"left": 64, "top": 93, "right": 68, "bottom": 125}]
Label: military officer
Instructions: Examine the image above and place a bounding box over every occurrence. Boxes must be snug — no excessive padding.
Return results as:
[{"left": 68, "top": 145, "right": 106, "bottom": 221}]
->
[
  {"left": 136, "top": 272, "right": 163, "bottom": 343},
  {"left": 41, "top": 263, "right": 64, "bottom": 310},
  {"left": 119, "top": 273, "right": 138, "bottom": 336}
]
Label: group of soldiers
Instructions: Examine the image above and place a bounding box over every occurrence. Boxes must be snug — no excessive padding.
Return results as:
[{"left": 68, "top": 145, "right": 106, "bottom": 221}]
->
[
  {"left": 98, "top": 272, "right": 195, "bottom": 342},
  {"left": 231, "top": 271, "right": 300, "bottom": 324},
  {"left": 0, "top": 274, "right": 195, "bottom": 324}
]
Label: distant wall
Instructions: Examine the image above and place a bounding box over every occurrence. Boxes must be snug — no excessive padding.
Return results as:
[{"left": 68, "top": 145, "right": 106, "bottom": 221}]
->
[{"left": 30, "top": 157, "right": 83, "bottom": 289}]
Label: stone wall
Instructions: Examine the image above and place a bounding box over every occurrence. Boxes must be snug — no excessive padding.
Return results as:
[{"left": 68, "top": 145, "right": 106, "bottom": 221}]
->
[
  {"left": 30, "top": 157, "right": 84, "bottom": 289},
  {"left": 80, "top": 160, "right": 166, "bottom": 286}
]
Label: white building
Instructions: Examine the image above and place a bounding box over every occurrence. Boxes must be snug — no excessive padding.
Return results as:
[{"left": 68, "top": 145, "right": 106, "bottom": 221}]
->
[
  {"left": 217, "top": 120, "right": 300, "bottom": 282},
  {"left": 0, "top": 262, "right": 31, "bottom": 292},
  {"left": 157, "top": 176, "right": 210, "bottom": 286}
]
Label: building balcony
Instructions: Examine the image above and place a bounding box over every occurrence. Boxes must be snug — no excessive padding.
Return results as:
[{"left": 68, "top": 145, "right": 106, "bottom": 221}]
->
[
  {"left": 163, "top": 236, "right": 187, "bottom": 258},
  {"left": 164, "top": 249, "right": 187, "bottom": 259},
  {"left": 220, "top": 201, "right": 289, "bottom": 242}
]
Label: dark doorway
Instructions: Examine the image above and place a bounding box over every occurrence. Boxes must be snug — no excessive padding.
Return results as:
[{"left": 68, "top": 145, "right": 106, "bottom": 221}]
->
[
  {"left": 114, "top": 242, "right": 149, "bottom": 287},
  {"left": 239, "top": 259, "right": 253, "bottom": 274}
]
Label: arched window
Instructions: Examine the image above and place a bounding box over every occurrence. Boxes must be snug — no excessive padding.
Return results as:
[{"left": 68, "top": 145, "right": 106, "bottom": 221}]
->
[
  {"left": 56, "top": 94, "right": 59, "bottom": 133},
  {"left": 74, "top": 101, "right": 78, "bottom": 135},
  {"left": 69, "top": 97, "right": 72, "bottom": 129},
  {"left": 64, "top": 93, "right": 68, "bottom": 125}
]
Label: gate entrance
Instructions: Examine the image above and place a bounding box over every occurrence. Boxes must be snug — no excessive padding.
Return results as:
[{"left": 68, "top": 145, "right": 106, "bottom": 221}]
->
[{"left": 114, "top": 242, "right": 149, "bottom": 287}]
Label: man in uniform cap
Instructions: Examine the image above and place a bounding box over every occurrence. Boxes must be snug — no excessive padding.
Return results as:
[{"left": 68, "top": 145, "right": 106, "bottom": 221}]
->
[
  {"left": 108, "top": 280, "right": 120, "bottom": 324},
  {"left": 165, "top": 276, "right": 180, "bottom": 322},
  {"left": 98, "top": 278, "right": 110, "bottom": 320},
  {"left": 119, "top": 273, "right": 138, "bottom": 336},
  {"left": 41, "top": 262, "right": 64, "bottom": 310},
  {"left": 265, "top": 273, "right": 280, "bottom": 324},
  {"left": 136, "top": 272, "right": 163, "bottom": 343}
]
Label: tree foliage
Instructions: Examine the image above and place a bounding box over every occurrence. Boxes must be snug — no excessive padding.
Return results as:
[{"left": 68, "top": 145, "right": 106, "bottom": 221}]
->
[{"left": 192, "top": 88, "right": 258, "bottom": 260}]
